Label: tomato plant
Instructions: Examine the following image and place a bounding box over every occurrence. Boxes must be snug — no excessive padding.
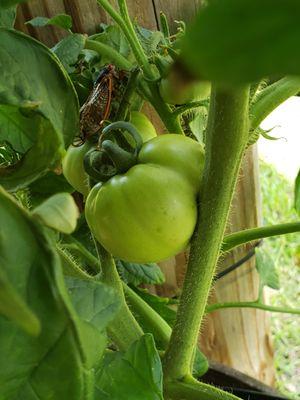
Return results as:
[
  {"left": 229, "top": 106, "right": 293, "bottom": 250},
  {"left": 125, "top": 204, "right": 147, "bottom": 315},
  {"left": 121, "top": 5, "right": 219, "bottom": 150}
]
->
[{"left": 1, "top": 0, "right": 300, "bottom": 400}]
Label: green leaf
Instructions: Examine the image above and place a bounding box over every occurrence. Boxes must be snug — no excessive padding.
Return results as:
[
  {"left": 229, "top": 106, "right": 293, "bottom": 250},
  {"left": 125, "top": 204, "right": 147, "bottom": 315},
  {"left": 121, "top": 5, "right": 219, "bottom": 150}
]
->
[
  {"left": 295, "top": 169, "right": 300, "bottom": 215},
  {"left": 0, "top": 28, "right": 79, "bottom": 148},
  {"left": 28, "top": 171, "right": 73, "bottom": 207},
  {"left": 193, "top": 350, "right": 209, "bottom": 378},
  {"left": 94, "top": 24, "right": 133, "bottom": 60},
  {"left": 188, "top": 107, "right": 208, "bottom": 144},
  {"left": 256, "top": 247, "right": 280, "bottom": 290},
  {"left": 27, "top": 14, "right": 72, "bottom": 31},
  {"left": 32, "top": 193, "right": 79, "bottom": 234},
  {"left": 52, "top": 33, "right": 86, "bottom": 73},
  {"left": 0, "top": 187, "right": 101, "bottom": 399},
  {"left": 136, "top": 25, "right": 165, "bottom": 55},
  {"left": 0, "top": 105, "right": 63, "bottom": 191},
  {"left": 0, "top": 5, "right": 16, "bottom": 27},
  {"left": 0, "top": 0, "right": 26, "bottom": 9},
  {"left": 96, "top": 334, "right": 164, "bottom": 400},
  {"left": 181, "top": 0, "right": 300, "bottom": 84},
  {"left": 66, "top": 277, "right": 121, "bottom": 332},
  {"left": 0, "top": 267, "right": 40, "bottom": 336},
  {"left": 116, "top": 260, "right": 165, "bottom": 286}
]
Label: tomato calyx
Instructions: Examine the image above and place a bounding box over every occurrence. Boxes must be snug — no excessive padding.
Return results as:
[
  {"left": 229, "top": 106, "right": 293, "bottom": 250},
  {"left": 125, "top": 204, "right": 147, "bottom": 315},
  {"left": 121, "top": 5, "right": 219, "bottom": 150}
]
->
[{"left": 83, "top": 121, "right": 143, "bottom": 182}]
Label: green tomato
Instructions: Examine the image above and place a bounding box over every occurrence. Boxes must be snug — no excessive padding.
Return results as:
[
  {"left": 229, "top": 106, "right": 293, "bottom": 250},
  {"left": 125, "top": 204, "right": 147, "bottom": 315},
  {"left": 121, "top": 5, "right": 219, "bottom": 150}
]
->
[
  {"left": 85, "top": 134, "right": 204, "bottom": 263},
  {"left": 130, "top": 111, "right": 157, "bottom": 142},
  {"left": 160, "top": 78, "right": 211, "bottom": 105},
  {"left": 139, "top": 134, "right": 205, "bottom": 193},
  {"left": 62, "top": 141, "right": 92, "bottom": 197}
]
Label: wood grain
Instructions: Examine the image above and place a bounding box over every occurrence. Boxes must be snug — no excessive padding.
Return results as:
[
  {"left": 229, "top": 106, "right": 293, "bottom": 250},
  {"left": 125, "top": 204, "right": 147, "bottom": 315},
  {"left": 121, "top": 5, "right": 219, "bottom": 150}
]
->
[{"left": 153, "top": 0, "right": 201, "bottom": 32}]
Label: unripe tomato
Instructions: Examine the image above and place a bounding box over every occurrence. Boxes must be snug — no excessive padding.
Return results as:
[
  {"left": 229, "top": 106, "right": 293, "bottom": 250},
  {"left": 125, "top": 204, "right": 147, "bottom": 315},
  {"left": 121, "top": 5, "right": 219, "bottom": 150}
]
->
[
  {"left": 85, "top": 134, "right": 205, "bottom": 263},
  {"left": 139, "top": 134, "right": 204, "bottom": 193},
  {"left": 62, "top": 141, "right": 92, "bottom": 197},
  {"left": 160, "top": 77, "right": 211, "bottom": 105},
  {"left": 129, "top": 111, "right": 157, "bottom": 142}
]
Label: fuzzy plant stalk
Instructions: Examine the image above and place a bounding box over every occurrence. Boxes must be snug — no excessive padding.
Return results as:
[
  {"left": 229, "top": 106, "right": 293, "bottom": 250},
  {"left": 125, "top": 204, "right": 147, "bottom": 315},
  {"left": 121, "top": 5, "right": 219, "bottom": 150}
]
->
[
  {"left": 163, "top": 84, "right": 250, "bottom": 381},
  {"left": 94, "top": 241, "right": 143, "bottom": 350},
  {"left": 250, "top": 76, "right": 300, "bottom": 130}
]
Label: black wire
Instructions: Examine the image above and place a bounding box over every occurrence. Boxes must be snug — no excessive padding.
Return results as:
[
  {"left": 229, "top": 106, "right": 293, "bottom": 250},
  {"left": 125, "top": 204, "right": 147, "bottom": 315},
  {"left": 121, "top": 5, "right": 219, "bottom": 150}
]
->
[{"left": 215, "top": 240, "right": 263, "bottom": 281}]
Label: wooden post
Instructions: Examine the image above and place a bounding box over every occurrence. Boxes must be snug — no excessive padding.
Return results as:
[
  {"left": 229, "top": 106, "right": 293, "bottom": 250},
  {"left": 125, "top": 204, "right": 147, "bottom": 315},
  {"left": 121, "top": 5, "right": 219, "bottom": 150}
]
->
[{"left": 16, "top": 0, "right": 275, "bottom": 385}]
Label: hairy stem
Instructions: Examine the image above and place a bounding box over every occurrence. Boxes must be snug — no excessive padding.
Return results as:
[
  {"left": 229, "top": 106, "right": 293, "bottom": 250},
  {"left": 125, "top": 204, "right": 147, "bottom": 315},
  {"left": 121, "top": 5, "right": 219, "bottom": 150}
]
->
[
  {"left": 206, "top": 301, "right": 300, "bottom": 315},
  {"left": 85, "top": 39, "right": 132, "bottom": 70},
  {"left": 163, "top": 85, "right": 250, "bottom": 381},
  {"left": 123, "top": 284, "right": 171, "bottom": 346},
  {"left": 94, "top": 241, "right": 143, "bottom": 350},
  {"left": 60, "top": 238, "right": 100, "bottom": 273},
  {"left": 165, "top": 377, "right": 241, "bottom": 400},
  {"left": 222, "top": 221, "right": 300, "bottom": 252},
  {"left": 57, "top": 245, "right": 94, "bottom": 279},
  {"left": 173, "top": 100, "right": 209, "bottom": 117},
  {"left": 250, "top": 76, "right": 300, "bottom": 130},
  {"left": 139, "top": 81, "right": 184, "bottom": 134}
]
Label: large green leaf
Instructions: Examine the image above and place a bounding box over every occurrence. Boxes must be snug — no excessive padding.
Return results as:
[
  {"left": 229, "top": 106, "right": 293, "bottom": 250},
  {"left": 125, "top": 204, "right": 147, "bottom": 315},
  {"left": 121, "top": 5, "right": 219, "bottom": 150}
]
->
[
  {"left": 52, "top": 33, "right": 86, "bottom": 73},
  {"left": 181, "top": 0, "right": 300, "bottom": 84},
  {"left": 95, "top": 334, "right": 164, "bottom": 400},
  {"left": 295, "top": 169, "right": 300, "bottom": 215},
  {"left": 28, "top": 171, "right": 73, "bottom": 207},
  {"left": 0, "top": 267, "right": 40, "bottom": 336},
  {"left": 66, "top": 277, "right": 121, "bottom": 333},
  {"left": 256, "top": 247, "right": 280, "bottom": 290},
  {"left": 0, "top": 28, "right": 79, "bottom": 147},
  {"left": 0, "top": 187, "right": 106, "bottom": 399},
  {"left": 116, "top": 260, "right": 165, "bottom": 286},
  {"left": 0, "top": 5, "right": 16, "bottom": 27},
  {"left": 32, "top": 193, "right": 79, "bottom": 234},
  {"left": 0, "top": 105, "right": 63, "bottom": 190},
  {"left": 93, "top": 24, "right": 133, "bottom": 61},
  {"left": 27, "top": 14, "right": 73, "bottom": 31}
]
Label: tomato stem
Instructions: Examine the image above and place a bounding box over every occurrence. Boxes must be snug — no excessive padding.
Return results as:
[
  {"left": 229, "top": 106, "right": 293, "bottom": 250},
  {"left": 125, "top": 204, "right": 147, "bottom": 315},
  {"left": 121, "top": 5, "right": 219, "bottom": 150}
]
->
[
  {"left": 206, "top": 300, "right": 300, "bottom": 315},
  {"left": 94, "top": 241, "right": 144, "bottom": 350},
  {"left": 250, "top": 76, "right": 300, "bottom": 130},
  {"left": 123, "top": 284, "right": 172, "bottom": 347},
  {"left": 163, "top": 85, "right": 250, "bottom": 381},
  {"left": 165, "top": 377, "right": 242, "bottom": 400},
  {"left": 139, "top": 81, "right": 185, "bottom": 134},
  {"left": 173, "top": 100, "right": 209, "bottom": 118},
  {"left": 85, "top": 39, "right": 132, "bottom": 70},
  {"left": 222, "top": 221, "right": 300, "bottom": 252}
]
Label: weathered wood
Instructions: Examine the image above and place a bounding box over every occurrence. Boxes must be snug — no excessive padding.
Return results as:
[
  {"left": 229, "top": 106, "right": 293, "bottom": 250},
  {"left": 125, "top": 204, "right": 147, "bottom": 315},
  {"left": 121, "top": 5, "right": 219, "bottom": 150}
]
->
[
  {"left": 153, "top": 0, "right": 201, "bottom": 31},
  {"left": 15, "top": 0, "right": 275, "bottom": 385}
]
